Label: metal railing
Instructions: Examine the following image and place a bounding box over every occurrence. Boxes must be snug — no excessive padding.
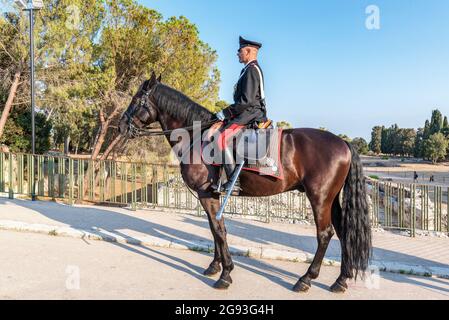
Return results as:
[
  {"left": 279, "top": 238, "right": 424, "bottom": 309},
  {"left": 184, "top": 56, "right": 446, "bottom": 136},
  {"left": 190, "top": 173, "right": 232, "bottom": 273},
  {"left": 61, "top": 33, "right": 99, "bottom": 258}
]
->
[
  {"left": 0, "top": 152, "right": 447, "bottom": 237},
  {"left": 368, "top": 179, "right": 448, "bottom": 236}
]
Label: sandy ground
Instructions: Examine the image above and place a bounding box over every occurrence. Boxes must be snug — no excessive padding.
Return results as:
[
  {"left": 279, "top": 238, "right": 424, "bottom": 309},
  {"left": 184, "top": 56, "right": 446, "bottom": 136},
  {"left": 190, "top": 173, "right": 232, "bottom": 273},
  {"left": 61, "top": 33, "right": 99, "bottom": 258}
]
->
[
  {"left": 362, "top": 155, "right": 449, "bottom": 172},
  {"left": 1, "top": 230, "right": 449, "bottom": 300},
  {"left": 362, "top": 155, "right": 449, "bottom": 186}
]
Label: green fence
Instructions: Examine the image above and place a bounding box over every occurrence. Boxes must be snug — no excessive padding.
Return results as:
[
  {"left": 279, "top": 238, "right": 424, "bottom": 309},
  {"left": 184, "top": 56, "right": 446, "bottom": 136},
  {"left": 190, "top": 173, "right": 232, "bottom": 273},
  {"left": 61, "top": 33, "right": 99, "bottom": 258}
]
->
[
  {"left": 367, "top": 179, "right": 448, "bottom": 236},
  {"left": 0, "top": 152, "right": 310, "bottom": 223},
  {"left": 0, "top": 152, "right": 447, "bottom": 237}
]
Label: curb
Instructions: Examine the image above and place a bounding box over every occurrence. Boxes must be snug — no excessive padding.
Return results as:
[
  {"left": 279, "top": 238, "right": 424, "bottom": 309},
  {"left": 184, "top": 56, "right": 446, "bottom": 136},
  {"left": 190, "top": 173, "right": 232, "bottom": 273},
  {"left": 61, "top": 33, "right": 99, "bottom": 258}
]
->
[{"left": 0, "top": 219, "right": 448, "bottom": 280}]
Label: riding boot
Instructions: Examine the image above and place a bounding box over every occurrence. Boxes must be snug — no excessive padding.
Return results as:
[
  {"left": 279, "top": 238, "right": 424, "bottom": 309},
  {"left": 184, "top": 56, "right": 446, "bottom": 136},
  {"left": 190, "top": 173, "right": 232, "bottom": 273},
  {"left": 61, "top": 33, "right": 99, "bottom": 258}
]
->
[
  {"left": 221, "top": 147, "right": 241, "bottom": 194},
  {"left": 211, "top": 147, "right": 241, "bottom": 194}
]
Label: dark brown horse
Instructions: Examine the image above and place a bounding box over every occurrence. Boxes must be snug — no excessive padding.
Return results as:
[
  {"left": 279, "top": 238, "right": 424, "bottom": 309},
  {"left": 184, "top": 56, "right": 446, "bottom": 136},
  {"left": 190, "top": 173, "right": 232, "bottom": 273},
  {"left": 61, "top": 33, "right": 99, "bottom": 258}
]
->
[{"left": 118, "top": 73, "right": 372, "bottom": 293}]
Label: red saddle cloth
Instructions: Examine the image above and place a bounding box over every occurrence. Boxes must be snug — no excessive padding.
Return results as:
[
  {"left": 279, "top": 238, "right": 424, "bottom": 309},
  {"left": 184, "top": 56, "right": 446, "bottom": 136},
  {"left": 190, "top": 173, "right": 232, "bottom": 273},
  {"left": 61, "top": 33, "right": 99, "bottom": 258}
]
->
[{"left": 201, "top": 122, "right": 284, "bottom": 180}]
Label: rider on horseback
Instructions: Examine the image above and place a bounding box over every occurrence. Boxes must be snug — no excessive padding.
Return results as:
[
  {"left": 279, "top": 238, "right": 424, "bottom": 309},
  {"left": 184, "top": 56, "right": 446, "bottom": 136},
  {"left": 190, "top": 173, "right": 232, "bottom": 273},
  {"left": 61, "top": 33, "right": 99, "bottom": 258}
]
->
[{"left": 212, "top": 36, "right": 268, "bottom": 194}]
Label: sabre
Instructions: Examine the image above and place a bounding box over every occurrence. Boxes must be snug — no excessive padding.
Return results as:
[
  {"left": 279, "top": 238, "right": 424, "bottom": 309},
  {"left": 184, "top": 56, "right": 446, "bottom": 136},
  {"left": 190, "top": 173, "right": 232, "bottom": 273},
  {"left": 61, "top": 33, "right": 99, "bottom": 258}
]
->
[{"left": 216, "top": 161, "right": 245, "bottom": 221}]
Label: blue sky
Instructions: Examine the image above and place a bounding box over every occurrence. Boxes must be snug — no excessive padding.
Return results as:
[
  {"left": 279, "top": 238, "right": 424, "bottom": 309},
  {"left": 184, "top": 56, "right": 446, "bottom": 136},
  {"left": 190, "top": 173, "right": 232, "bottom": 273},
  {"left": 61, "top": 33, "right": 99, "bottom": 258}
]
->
[
  {"left": 140, "top": 0, "right": 449, "bottom": 140},
  {"left": 2, "top": 1, "right": 448, "bottom": 140}
]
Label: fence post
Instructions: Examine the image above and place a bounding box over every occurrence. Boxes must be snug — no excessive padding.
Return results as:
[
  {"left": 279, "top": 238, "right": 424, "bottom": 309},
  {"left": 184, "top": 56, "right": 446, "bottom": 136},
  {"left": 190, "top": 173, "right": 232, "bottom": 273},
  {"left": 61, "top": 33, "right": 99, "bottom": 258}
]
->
[
  {"left": 197, "top": 198, "right": 201, "bottom": 216},
  {"left": 447, "top": 187, "right": 449, "bottom": 236},
  {"left": 17, "top": 154, "right": 24, "bottom": 195},
  {"left": 88, "top": 160, "right": 94, "bottom": 201},
  {"left": 131, "top": 163, "right": 137, "bottom": 211},
  {"left": 163, "top": 165, "right": 168, "bottom": 207},
  {"left": 8, "top": 153, "right": 13, "bottom": 199},
  {"left": 68, "top": 158, "right": 74, "bottom": 205},
  {"left": 0, "top": 152, "right": 4, "bottom": 193},
  {"left": 48, "top": 156, "right": 54, "bottom": 199},
  {"left": 78, "top": 159, "right": 84, "bottom": 202},
  {"left": 265, "top": 197, "right": 271, "bottom": 223},
  {"left": 411, "top": 184, "right": 416, "bottom": 237}
]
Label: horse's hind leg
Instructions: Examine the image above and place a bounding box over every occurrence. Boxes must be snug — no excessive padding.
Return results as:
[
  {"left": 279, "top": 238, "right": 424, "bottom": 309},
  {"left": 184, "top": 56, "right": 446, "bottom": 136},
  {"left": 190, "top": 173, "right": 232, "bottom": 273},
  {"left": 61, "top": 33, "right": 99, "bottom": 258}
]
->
[
  {"left": 199, "top": 194, "right": 234, "bottom": 289},
  {"left": 293, "top": 193, "right": 334, "bottom": 293},
  {"left": 330, "top": 194, "right": 350, "bottom": 293}
]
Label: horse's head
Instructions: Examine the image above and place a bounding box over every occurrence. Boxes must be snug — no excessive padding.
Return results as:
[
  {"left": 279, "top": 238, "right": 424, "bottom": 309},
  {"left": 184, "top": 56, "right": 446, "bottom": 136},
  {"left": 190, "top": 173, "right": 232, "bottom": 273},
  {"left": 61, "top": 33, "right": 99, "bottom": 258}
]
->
[{"left": 119, "top": 72, "right": 162, "bottom": 138}]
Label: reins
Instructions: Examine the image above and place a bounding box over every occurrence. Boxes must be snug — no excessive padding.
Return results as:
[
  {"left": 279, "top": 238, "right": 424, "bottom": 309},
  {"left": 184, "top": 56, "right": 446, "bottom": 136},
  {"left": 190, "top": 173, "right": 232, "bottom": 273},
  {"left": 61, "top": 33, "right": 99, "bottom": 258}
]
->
[{"left": 132, "top": 119, "right": 219, "bottom": 137}]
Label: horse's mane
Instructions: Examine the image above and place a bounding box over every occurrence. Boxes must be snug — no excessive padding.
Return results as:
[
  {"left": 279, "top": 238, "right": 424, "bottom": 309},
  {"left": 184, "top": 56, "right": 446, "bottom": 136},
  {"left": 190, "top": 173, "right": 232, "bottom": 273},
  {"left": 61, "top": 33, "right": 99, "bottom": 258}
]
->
[{"left": 153, "top": 84, "right": 214, "bottom": 125}]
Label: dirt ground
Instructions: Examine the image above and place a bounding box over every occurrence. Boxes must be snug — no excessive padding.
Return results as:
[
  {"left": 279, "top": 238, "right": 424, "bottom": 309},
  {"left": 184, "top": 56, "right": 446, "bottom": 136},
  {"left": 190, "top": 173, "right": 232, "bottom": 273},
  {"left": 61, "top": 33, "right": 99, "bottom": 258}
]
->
[{"left": 362, "top": 155, "right": 449, "bottom": 186}]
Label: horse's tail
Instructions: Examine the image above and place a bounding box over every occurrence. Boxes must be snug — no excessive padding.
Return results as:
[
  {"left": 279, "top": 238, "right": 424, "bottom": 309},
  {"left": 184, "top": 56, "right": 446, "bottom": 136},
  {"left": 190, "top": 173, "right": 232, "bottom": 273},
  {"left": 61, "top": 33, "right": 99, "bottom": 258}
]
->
[{"left": 339, "top": 142, "right": 372, "bottom": 279}]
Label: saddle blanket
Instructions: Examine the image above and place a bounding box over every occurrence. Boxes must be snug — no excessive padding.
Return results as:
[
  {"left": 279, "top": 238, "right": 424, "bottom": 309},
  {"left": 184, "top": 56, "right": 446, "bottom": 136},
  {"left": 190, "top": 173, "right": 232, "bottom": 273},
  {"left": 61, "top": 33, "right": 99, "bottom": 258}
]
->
[{"left": 201, "top": 122, "right": 284, "bottom": 180}]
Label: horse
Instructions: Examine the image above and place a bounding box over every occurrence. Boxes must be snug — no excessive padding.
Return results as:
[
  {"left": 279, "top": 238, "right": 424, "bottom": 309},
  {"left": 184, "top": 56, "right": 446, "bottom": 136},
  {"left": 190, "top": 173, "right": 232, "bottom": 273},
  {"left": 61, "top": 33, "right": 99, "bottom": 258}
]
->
[{"left": 118, "top": 72, "right": 372, "bottom": 293}]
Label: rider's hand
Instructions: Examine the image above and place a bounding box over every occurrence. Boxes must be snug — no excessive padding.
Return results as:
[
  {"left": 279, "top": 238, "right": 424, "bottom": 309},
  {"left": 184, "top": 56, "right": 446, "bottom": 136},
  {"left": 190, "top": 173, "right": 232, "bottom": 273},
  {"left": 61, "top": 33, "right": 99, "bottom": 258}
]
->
[{"left": 215, "top": 111, "right": 226, "bottom": 121}]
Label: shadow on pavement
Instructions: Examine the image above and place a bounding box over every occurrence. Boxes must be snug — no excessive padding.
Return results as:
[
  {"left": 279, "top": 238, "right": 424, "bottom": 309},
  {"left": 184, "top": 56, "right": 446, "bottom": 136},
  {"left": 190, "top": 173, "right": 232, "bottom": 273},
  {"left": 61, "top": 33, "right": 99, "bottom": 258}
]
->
[{"left": 2, "top": 198, "right": 449, "bottom": 294}]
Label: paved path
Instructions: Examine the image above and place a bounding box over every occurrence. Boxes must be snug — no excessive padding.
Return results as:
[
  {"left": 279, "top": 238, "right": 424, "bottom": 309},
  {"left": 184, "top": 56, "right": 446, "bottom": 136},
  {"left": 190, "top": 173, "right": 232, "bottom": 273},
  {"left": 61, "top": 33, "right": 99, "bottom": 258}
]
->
[
  {"left": 0, "top": 198, "right": 449, "bottom": 282},
  {"left": 1, "top": 229, "right": 449, "bottom": 299}
]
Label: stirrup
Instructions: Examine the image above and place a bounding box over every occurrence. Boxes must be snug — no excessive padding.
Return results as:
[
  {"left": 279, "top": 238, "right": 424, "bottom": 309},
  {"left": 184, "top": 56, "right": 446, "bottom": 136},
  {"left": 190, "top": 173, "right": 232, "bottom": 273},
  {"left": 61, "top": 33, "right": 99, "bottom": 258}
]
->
[{"left": 222, "top": 178, "right": 242, "bottom": 196}]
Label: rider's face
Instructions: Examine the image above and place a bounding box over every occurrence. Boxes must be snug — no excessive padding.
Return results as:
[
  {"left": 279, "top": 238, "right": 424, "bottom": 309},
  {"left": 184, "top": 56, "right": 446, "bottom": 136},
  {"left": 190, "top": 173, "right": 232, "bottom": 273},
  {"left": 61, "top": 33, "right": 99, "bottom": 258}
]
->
[{"left": 237, "top": 47, "right": 249, "bottom": 64}]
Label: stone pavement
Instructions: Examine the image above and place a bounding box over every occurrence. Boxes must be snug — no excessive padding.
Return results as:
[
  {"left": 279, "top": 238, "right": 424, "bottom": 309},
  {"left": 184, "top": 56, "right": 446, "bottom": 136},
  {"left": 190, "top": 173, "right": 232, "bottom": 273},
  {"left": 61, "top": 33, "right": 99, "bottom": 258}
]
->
[{"left": 0, "top": 197, "right": 448, "bottom": 279}]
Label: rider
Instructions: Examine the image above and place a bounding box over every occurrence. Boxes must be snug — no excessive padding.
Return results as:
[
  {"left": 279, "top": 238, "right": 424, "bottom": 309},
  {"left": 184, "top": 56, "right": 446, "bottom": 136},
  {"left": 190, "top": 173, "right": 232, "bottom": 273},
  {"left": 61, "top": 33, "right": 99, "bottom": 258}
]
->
[{"left": 213, "top": 36, "right": 267, "bottom": 194}]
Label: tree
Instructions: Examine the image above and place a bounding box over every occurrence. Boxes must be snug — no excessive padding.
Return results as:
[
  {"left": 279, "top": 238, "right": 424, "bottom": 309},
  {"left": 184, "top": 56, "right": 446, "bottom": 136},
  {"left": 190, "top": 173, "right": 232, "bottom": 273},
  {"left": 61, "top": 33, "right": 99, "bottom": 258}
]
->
[
  {"left": 429, "top": 109, "right": 443, "bottom": 135},
  {"left": 381, "top": 125, "right": 397, "bottom": 155},
  {"left": 423, "top": 120, "right": 431, "bottom": 139},
  {"left": 212, "top": 100, "right": 229, "bottom": 113},
  {"left": 89, "top": 3, "right": 221, "bottom": 162},
  {"left": 0, "top": 0, "right": 105, "bottom": 153},
  {"left": 369, "top": 126, "right": 382, "bottom": 154},
  {"left": 351, "top": 137, "right": 369, "bottom": 155},
  {"left": 397, "top": 128, "right": 416, "bottom": 156},
  {"left": 338, "top": 134, "right": 352, "bottom": 143},
  {"left": 414, "top": 128, "right": 424, "bottom": 158},
  {"left": 443, "top": 116, "right": 449, "bottom": 129},
  {"left": 276, "top": 121, "right": 292, "bottom": 129},
  {"left": 423, "top": 133, "right": 448, "bottom": 164},
  {"left": 0, "top": 9, "right": 30, "bottom": 140}
]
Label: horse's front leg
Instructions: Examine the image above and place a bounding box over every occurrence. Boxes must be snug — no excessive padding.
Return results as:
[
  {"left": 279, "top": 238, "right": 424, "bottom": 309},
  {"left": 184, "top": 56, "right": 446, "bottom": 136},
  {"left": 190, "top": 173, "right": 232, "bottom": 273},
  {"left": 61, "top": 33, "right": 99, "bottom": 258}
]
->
[
  {"left": 199, "top": 194, "right": 234, "bottom": 289},
  {"left": 203, "top": 213, "right": 222, "bottom": 276}
]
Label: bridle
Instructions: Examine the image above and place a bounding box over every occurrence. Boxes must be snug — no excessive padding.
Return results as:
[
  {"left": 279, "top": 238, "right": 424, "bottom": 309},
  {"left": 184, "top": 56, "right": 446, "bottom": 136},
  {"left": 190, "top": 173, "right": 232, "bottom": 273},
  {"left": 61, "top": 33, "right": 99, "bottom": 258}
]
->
[
  {"left": 124, "top": 86, "right": 157, "bottom": 138},
  {"left": 124, "top": 85, "right": 219, "bottom": 138}
]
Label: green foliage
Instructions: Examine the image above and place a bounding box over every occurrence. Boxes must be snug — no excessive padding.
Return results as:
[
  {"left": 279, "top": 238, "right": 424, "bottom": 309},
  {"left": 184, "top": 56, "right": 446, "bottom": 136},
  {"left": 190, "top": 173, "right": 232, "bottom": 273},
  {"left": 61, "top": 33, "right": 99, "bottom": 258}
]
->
[
  {"left": 276, "top": 121, "right": 292, "bottom": 129},
  {"left": 429, "top": 109, "right": 443, "bottom": 136},
  {"left": 211, "top": 100, "right": 228, "bottom": 113},
  {"left": 423, "top": 133, "right": 449, "bottom": 164},
  {"left": 1, "top": 0, "right": 221, "bottom": 159},
  {"left": 369, "top": 126, "right": 382, "bottom": 154},
  {"left": 338, "top": 134, "right": 352, "bottom": 143},
  {"left": 351, "top": 137, "right": 369, "bottom": 155},
  {"left": 0, "top": 109, "right": 51, "bottom": 153},
  {"left": 414, "top": 128, "right": 424, "bottom": 158}
]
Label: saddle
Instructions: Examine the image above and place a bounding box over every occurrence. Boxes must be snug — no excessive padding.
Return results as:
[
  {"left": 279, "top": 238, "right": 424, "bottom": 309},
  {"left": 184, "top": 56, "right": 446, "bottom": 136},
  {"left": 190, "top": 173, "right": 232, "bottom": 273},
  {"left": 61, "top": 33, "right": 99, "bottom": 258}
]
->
[{"left": 202, "top": 121, "right": 284, "bottom": 180}]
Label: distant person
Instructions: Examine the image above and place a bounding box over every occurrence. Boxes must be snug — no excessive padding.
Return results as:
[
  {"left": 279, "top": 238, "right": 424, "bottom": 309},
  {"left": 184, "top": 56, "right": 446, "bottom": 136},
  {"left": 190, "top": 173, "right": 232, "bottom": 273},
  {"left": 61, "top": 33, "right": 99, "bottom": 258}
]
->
[
  {"left": 413, "top": 171, "right": 418, "bottom": 182},
  {"left": 430, "top": 175, "right": 434, "bottom": 182}
]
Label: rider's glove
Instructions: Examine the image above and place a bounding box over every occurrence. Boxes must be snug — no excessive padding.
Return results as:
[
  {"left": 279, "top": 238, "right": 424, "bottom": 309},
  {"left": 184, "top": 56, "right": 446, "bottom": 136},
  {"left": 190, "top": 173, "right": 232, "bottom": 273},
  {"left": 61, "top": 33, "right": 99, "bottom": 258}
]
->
[{"left": 215, "top": 111, "right": 226, "bottom": 121}]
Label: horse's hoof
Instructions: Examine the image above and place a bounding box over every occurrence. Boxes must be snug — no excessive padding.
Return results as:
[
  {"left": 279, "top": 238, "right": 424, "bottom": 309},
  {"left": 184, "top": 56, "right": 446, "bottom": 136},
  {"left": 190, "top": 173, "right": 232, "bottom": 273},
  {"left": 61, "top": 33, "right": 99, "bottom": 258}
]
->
[
  {"left": 293, "top": 280, "right": 310, "bottom": 293},
  {"left": 203, "top": 265, "right": 221, "bottom": 277},
  {"left": 213, "top": 278, "right": 232, "bottom": 290},
  {"left": 330, "top": 281, "right": 347, "bottom": 293}
]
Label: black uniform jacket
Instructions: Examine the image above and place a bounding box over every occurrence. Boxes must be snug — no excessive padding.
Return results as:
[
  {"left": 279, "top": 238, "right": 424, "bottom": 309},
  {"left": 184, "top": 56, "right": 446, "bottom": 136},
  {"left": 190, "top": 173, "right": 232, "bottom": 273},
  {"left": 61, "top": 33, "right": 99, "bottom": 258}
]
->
[{"left": 223, "top": 60, "right": 267, "bottom": 125}]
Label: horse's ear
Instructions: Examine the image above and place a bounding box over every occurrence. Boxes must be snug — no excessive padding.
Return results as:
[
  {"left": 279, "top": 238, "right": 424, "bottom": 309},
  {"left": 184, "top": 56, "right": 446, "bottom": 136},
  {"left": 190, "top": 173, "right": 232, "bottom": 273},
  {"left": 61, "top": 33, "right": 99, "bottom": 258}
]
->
[
  {"left": 147, "top": 72, "right": 157, "bottom": 89},
  {"left": 150, "top": 72, "right": 156, "bottom": 82},
  {"left": 157, "top": 74, "right": 162, "bottom": 82}
]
